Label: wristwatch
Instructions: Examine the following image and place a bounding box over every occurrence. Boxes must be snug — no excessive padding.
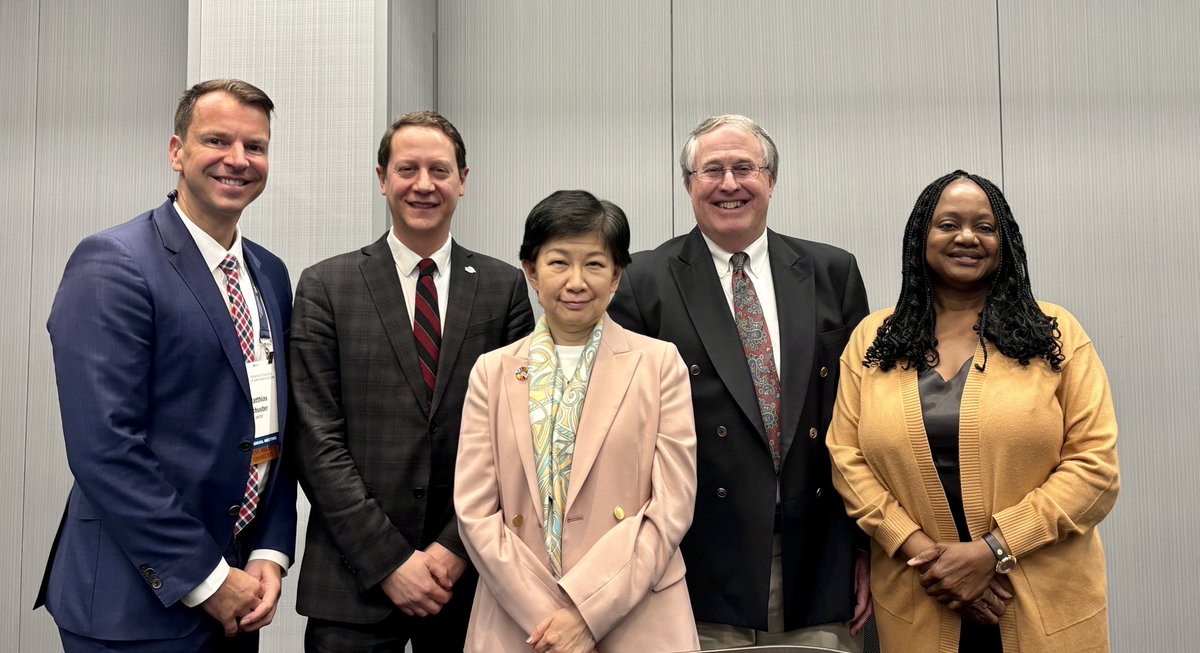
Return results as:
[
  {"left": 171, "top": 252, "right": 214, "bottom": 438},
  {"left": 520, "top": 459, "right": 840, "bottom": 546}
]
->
[{"left": 982, "top": 533, "right": 1017, "bottom": 574}]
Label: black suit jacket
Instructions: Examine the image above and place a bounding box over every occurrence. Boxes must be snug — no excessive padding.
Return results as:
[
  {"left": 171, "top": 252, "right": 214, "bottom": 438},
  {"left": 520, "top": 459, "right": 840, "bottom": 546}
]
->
[
  {"left": 608, "top": 227, "right": 869, "bottom": 631},
  {"left": 289, "top": 234, "right": 534, "bottom": 623}
]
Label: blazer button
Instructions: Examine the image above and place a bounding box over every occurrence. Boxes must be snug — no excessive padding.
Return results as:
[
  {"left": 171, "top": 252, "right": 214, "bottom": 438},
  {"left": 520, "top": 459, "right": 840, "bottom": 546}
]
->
[
  {"left": 819, "top": 366, "right": 829, "bottom": 378},
  {"left": 716, "top": 488, "right": 728, "bottom": 498},
  {"left": 808, "top": 427, "right": 818, "bottom": 439},
  {"left": 689, "top": 364, "right": 700, "bottom": 376},
  {"left": 238, "top": 440, "right": 251, "bottom": 451},
  {"left": 413, "top": 488, "right": 426, "bottom": 499},
  {"left": 512, "top": 514, "right": 524, "bottom": 528},
  {"left": 716, "top": 426, "right": 728, "bottom": 438},
  {"left": 150, "top": 577, "right": 163, "bottom": 590},
  {"left": 228, "top": 505, "right": 240, "bottom": 516},
  {"left": 613, "top": 506, "right": 625, "bottom": 521}
]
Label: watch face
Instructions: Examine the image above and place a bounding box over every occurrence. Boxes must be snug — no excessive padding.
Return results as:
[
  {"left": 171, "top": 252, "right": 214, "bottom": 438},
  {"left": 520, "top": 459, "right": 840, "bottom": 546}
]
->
[{"left": 996, "top": 556, "right": 1017, "bottom": 574}]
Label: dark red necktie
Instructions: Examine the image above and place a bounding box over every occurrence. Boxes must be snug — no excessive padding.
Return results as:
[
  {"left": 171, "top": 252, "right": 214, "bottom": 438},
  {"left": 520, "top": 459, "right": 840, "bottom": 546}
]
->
[
  {"left": 218, "top": 254, "right": 262, "bottom": 534},
  {"left": 413, "top": 258, "right": 441, "bottom": 406}
]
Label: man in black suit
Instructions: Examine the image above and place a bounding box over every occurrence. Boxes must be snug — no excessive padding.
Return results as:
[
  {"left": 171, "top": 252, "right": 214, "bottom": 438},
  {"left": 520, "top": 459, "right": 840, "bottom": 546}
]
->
[
  {"left": 609, "top": 114, "right": 871, "bottom": 651},
  {"left": 289, "top": 111, "right": 534, "bottom": 651}
]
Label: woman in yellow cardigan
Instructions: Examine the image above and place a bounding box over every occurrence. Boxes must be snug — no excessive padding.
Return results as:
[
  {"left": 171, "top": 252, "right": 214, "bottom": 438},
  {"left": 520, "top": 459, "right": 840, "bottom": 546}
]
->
[{"left": 827, "top": 171, "right": 1119, "bottom": 652}]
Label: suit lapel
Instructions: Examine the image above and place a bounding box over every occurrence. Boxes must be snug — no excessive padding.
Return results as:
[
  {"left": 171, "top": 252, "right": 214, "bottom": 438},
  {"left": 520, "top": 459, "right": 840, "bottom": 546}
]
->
[
  {"left": 565, "top": 318, "right": 637, "bottom": 512},
  {"left": 502, "top": 347, "right": 544, "bottom": 524},
  {"left": 671, "top": 229, "right": 765, "bottom": 440},
  {"left": 242, "top": 244, "right": 288, "bottom": 424},
  {"left": 359, "top": 235, "right": 429, "bottom": 414},
  {"left": 431, "top": 242, "right": 476, "bottom": 414},
  {"left": 155, "top": 202, "right": 251, "bottom": 402},
  {"left": 769, "top": 231, "right": 817, "bottom": 462}
]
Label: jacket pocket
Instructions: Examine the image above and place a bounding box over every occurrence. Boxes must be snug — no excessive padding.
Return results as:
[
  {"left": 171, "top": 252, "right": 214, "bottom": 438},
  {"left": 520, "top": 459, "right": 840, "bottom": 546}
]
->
[
  {"left": 871, "top": 553, "right": 915, "bottom": 624},
  {"left": 1021, "top": 535, "right": 1108, "bottom": 634},
  {"left": 651, "top": 552, "right": 686, "bottom": 592}
]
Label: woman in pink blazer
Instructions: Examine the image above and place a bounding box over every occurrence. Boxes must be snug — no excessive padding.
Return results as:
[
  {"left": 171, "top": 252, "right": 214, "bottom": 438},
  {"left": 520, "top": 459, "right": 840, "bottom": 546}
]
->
[{"left": 455, "top": 190, "right": 700, "bottom": 653}]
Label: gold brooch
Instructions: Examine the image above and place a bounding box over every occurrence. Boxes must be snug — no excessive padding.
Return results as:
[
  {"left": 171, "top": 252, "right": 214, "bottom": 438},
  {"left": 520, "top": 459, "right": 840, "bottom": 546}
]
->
[{"left": 515, "top": 366, "right": 528, "bottom": 381}]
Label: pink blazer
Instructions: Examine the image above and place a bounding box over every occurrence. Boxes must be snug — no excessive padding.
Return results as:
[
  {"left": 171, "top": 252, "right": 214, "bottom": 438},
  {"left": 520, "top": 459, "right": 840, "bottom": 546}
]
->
[{"left": 455, "top": 316, "right": 700, "bottom": 652}]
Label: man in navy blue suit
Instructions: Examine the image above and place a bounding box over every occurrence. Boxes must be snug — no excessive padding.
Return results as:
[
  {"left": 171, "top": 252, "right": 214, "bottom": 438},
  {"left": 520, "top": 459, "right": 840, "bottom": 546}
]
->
[{"left": 36, "top": 79, "right": 296, "bottom": 653}]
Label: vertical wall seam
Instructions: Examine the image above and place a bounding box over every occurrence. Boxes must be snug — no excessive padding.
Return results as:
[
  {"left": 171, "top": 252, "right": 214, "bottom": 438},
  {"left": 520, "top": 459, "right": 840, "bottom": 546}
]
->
[
  {"left": 668, "top": 0, "right": 676, "bottom": 237},
  {"left": 995, "top": 0, "right": 1006, "bottom": 188},
  {"left": 433, "top": 0, "right": 439, "bottom": 111},
  {"left": 21, "top": 0, "right": 45, "bottom": 645}
]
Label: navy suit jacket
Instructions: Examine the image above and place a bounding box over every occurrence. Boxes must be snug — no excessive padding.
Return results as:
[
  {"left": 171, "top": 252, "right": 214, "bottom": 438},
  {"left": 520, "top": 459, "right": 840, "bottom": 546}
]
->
[{"left": 35, "top": 197, "right": 297, "bottom": 641}]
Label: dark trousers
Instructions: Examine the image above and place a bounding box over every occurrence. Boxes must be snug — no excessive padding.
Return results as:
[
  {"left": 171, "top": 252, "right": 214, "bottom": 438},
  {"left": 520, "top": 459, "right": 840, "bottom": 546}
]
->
[
  {"left": 60, "top": 625, "right": 258, "bottom": 653},
  {"left": 304, "top": 572, "right": 476, "bottom": 653}
]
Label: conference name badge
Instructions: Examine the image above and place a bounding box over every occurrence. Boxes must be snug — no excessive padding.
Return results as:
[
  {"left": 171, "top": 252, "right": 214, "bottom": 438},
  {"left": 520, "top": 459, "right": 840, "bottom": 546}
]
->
[{"left": 247, "top": 359, "right": 280, "bottom": 464}]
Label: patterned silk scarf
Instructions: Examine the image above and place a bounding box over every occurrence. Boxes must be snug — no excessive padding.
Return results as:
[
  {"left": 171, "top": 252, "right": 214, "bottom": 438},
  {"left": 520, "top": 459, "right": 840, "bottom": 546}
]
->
[{"left": 527, "top": 314, "right": 604, "bottom": 577}]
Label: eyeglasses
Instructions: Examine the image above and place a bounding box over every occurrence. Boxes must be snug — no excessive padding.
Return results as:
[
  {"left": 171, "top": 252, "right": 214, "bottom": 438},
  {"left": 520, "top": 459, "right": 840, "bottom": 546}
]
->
[{"left": 689, "top": 163, "right": 770, "bottom": 183}]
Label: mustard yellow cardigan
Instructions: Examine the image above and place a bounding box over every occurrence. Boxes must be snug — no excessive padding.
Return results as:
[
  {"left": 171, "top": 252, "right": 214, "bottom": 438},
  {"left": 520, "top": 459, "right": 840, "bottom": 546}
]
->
[{"left": 827, "top": 303, "right": 1119, "bottom": 653}]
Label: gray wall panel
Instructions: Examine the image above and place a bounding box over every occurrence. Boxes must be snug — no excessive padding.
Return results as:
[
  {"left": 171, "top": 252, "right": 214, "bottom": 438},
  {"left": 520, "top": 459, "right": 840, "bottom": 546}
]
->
[
  {"left": 437, "top": 0, "right": 674, "bottom": 269},
  {"left": 673, "top": 0, "right": 1003, "bottom": 310},
  {"left": 22, "top": 1, "right": 188, "bottom": 650},
  {"left": 999, "top": 2, "right": 1199, "bottom": 649},
  {"left": 2, "top": 0, "right": 39, "bottom": 646}
]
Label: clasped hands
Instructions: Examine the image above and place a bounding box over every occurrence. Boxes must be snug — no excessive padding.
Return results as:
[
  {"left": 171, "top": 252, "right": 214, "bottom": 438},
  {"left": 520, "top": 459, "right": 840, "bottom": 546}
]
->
[
  {"left": 381, "top": 542, "right": 468, "bottom": 617},
  {"left": 908, "top": 540, "right": 1013, "bottom": 625},
  {"left": 201, "top": 559, "right": 283, "bottom": 637},
  {"left": 527, "top": 606, "right": 597, "bottom": 653}
]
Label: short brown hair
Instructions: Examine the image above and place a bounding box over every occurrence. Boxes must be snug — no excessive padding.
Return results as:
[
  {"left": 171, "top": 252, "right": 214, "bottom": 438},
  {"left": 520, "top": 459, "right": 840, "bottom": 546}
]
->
[
  {"left": 376, "top": 111, "right": 467, "bottom": 172},
  {"left": 173, "top": 79, "right": 274, "bottom": 138}
]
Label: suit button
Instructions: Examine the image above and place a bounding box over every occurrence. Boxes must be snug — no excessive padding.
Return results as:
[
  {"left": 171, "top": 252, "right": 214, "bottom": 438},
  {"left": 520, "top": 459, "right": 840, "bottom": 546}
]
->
[
  {"left": 228, "top": 505, "right": 240, "bottom": 516},
  {"left": 150, "top": 577, "right": 163, "bottom": 590},
  {"left": 808, "top": 427, "right": 818, "bottom": 439},
  {"left": 239, "top": 441, "right": 251, "bottom": 451},
  {"left": 613, "top": 506, "right": 625, "bottom": 521},
  {"left": 716, "top": 426, "right": 728, "bottom": 438},
  {"left": 815, "top": 487, "right": 823, "bottom": 498},
  {"left": 716, "top": 488, "right": 728, "bottom": 498},
  {"left": 140, "top": 566, "right": 156, "bottom": 578},
  {"left": 689, "top": 364, "right": 700, "bottom": 376},
  {"left": 413, "top": 488, "right": 426, "bottom": 499},
  {"left": 512, "top": 514, "right": 524, "bottom": 528},
  {"left": 819, "top": 366, "right": 829, "bottom": 378}
]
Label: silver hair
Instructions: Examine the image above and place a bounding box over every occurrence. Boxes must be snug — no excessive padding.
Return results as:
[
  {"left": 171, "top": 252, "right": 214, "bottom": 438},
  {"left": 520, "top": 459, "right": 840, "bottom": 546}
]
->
[{"left": 678, "top": 114, "right": 779, "bottom": 184}]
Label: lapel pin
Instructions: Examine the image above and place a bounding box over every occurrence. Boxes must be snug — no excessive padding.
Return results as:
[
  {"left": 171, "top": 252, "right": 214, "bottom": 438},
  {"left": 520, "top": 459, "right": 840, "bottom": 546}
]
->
[
  {"left": 515, "top": 366, "right": 528, "bottom": 381},
  {"left": 465, "top": 266, "right": 476, "bottom": 274}
]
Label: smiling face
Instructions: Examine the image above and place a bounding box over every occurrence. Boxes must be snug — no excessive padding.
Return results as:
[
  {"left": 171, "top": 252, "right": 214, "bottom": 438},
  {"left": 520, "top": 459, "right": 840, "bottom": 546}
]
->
[
  {"left": 686, "top": 125, "right": 776, "bottom": 252},
  {"left": 376, "top": 125, "right": 468, "bottom": 256},
  {"left": 925, "top": 179, "right": 1001, "bottom": 293},
  {"left": 168, "top": 90, "right": 270, "bottom": 229},
  {"left": 523, "top": 232, "right": 622, "bottom": 346}
]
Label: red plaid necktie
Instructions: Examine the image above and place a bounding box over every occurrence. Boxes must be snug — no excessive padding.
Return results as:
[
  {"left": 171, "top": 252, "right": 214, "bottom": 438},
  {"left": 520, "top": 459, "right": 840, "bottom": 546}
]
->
[
  {"left": 218, "top": 254, "right": 262, "bottom": 535},
  {"left": 413, "top": 258, "right": 441, "bottom": 407},
  {"left": 731, "top": 252, "right": 782, "bottom": 472}
]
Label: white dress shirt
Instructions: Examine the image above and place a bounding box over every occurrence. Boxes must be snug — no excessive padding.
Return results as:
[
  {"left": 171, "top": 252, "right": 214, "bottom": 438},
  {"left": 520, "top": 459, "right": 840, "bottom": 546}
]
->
[
  {"left": 701, "top": 230, "right": 783, "bottom": 378},
  {"left": 174, "top": 202, "right": 289, "bottom": 607},
  {"left": 387, "top": 230, "right": 453, "bottom": 327}
]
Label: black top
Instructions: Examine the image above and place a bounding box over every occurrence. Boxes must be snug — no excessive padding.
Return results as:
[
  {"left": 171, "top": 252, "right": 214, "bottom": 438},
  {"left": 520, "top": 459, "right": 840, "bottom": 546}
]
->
[{"left": 919, "top": 358, "right": 1003, "bottom": 653}]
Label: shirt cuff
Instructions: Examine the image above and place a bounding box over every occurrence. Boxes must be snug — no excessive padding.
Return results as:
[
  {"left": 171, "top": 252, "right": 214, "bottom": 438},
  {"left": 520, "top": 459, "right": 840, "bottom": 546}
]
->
[
  {"left": 248, "top": 549, "right": 292, "bottom": 577},
  {"left": 181, "top": 558, "right": 230, "bottom": 608}
]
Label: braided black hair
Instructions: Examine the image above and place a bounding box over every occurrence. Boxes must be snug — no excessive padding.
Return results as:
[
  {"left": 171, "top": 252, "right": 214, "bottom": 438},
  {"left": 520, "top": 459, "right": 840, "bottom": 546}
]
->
[{"left": 863, "top": 170, "right": 1064, "bottom": 372}]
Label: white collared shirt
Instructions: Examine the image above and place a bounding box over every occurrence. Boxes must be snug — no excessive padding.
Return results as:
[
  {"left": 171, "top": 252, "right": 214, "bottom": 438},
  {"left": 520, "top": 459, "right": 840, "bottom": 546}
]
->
[
  {"left": 387, "top": 230, "right": 453, "bottom": 328},
  {"left": 174, "top": 202, "right": 289, "bottom": 607},
  {"left": 701, "top": 230, "right": 782, "bottom": 378}
]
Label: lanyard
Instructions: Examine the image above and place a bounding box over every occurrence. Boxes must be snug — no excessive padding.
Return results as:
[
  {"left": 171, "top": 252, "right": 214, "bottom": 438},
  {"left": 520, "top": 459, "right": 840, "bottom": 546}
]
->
[{"left": 247, "top": 272, "right": 274, "bottom": 364}]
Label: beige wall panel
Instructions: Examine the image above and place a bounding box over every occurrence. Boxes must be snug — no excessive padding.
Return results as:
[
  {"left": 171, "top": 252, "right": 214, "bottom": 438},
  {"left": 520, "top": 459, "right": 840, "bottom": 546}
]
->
[
  {"left": 192, "top": 1, "right": 382, "bottom": 649},
  {"left": 999, "top": 2, "right": 1200, "bottom": 649},
  {"left": 22, "top": 1, "right": 188, "bottom": 650},
  {"left": 673, "top": 0, "right": 1002, "bottom": 310},
  {"left": 436, "top": 0, "right": 674, "bottom": 269},
  {"left": 2, "top": 0, "right": 38, "bottom": 646}
]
